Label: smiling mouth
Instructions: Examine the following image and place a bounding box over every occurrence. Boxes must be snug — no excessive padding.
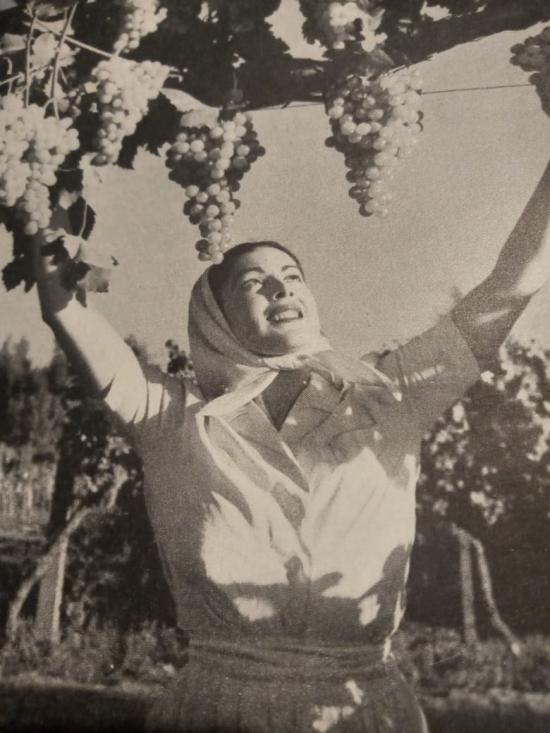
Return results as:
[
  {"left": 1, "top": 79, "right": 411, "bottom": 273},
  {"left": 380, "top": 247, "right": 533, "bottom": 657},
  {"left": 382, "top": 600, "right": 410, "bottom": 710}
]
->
[{"left": 267, "top": 306, "right": 304, "bottom": 323}]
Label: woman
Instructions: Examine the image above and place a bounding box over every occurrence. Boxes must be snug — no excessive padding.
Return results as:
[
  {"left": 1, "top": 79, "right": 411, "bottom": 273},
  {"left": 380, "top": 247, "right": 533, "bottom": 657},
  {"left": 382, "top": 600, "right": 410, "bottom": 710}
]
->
[{"left": 34, "top": 160, "right": 550, "bottom": 731}]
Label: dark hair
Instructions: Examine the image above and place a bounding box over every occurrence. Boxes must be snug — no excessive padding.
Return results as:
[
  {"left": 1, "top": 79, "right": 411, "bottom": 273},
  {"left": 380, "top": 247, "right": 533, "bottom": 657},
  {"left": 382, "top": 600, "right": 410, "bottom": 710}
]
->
[{"left": 207, "top": 240, "right": 305, "bottom": 310}]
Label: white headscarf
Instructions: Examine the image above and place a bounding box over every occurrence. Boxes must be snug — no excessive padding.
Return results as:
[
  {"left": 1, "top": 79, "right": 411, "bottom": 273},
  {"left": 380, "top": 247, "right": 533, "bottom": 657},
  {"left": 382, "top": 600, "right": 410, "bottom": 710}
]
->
[{"left": 188, "top": 270, "right": 400, "bottom": 417}]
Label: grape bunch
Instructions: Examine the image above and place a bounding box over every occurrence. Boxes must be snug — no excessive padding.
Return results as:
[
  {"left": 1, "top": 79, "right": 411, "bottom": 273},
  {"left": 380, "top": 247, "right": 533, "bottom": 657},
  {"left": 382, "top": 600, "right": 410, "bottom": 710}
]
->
[
  {"left": 166, "top": 111, "right": 265, "bottom": 263},
  {"left": 300, "top": 0, "right": 383, "bottom": 51},
  {"left": 511, "top": 27, "right": 550, "bottom": 115},
  {"left": 114, "top": 0, "right": 168, "bottom": 54},
  {"left": 0, "top": 96, "right": 79, "bottom": 235},
  {"left": 90, "top": 58, "right": 169, "bottom": 165},
  {"left": 325, "top": 68, "right": 422, "bottom": 217}
]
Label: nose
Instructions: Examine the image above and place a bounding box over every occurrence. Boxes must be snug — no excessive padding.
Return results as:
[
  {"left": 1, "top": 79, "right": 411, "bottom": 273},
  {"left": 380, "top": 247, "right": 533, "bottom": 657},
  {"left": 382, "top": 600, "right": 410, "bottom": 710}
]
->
[{"left": 265, "top": 276, "right": 294, "bottom": 300}]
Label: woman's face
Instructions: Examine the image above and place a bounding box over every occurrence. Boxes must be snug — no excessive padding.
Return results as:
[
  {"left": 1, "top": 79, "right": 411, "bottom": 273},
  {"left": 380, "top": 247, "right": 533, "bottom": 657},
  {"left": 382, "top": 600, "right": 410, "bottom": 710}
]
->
[{"left": 218, "top": 247, "right": 321, "bottom": 356}]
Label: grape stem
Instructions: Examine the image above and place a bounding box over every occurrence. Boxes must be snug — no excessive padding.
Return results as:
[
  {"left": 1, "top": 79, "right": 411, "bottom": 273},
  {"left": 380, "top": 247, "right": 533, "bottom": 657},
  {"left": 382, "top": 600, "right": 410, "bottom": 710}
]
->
[
  {"left": 35, "top": 18, "right": 178, "bottom": 73},
  {"left": 0, "top": 63, "right": 54, "bottom": 90},
  {"left": 78, "top": 199, "right": 89, "bottom": 238},
  {"left": 1, "top": 55, "right": 13, "bottom": 76},
  {"left": 0, "top": 55, "right": 14, "bottom": 93},
  {"left": 35, "top": 18, "right": 117, "bottom": 60},
  {"left": 24, "top": 12, "right": 38, "bottom": 107},
  {"left": 50, "top": 2, "right": 80, "bottom": 120}
]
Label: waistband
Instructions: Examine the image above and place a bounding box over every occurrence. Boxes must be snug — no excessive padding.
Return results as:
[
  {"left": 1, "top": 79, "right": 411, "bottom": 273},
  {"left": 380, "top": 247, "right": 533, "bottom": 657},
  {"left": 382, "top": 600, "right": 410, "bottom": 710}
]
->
[{"left": 187, "top": 636, "right": 394, "bottom": 682}]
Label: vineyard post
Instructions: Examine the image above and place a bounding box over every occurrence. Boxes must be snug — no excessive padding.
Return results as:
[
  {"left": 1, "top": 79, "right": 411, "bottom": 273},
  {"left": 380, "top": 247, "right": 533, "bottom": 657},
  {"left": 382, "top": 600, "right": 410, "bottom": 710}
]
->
[
  {"left": 34, "top": 536, "right": 68, "bottom": 643},
  {"left": 454, "top": 525, "right": 478, "bottom": 646}
]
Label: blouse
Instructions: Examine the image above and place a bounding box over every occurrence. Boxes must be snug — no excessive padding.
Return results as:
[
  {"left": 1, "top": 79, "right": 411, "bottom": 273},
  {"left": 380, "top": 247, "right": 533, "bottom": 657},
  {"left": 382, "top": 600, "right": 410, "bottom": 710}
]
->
[{"left": 105, "top": 315, "right": 481, "bottom": 645}]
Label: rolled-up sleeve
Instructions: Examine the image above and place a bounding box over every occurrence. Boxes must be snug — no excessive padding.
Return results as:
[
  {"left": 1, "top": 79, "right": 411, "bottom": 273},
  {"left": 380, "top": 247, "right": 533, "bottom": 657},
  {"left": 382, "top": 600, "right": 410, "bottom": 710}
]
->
[
  {"left": 103, "top": 356, "right": 186, "bottom": 438},
  {"left": 373, "top": 315, "right": 482, "bottom": 435}
]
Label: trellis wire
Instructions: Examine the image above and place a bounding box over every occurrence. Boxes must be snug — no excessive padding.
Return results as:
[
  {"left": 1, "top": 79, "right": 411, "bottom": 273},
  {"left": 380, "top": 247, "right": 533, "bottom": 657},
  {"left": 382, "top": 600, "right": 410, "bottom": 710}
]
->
[{"left": 259, "top": 82, "right": 534, "bottom": 112}]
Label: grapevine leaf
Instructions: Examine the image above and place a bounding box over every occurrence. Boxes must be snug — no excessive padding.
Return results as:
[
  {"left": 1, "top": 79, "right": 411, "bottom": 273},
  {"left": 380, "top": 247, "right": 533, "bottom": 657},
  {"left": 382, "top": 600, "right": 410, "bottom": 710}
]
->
[
  {"left": 32, "top": 1, "right": 72, "bottom": 21},
  {"left": 0, "top": 33, "right": 25, "bottom": 53},
  {"left": 2, "top": 222, "right": 35, "bottom": 292},
  {"left": 79, "top": 261, "right": 117, "bottom": 294},
  {"left": 41, "top": 236, "right": 69, "bottom": 261},
  {"left": 117, "top": 136, "right": 139, "bottom": 170},
  {"left": 77, "top": 240, "right": 118, "bottom": 272},
  {"left": 59, "top": 259, "right": 89, "bottom": 291},
  {"left": 181, "top": 106, "right": 220, "bottom": 129},
  {"left": 0, "top": 204, "right": 16, "bottom": 234},
  {"left": 67, "top": 197, "right": 96, "bottom": 240},
  {"left": 2, "top": 258, "right": 29, "bottom": 292},
  {"left": 118, "top": 94, "right": 180, "bottom": 167},
  {"left": 160, "top": 88, "right": 206, "bottom": 113},
  {"left": 368, "top": 46, "right": 398, "bottom": 71},
  {"left": 32, "top": 31, "right": 74, "bottom": 68},
  {"left": 53, "top": 234, "right": 118, "bottom": 294},
  {"left": 56, "top": 188, "right": 80, "bottom": 210},
  {"left": 57, "top": 168, "right": 84, "bottom": 195},
  {"left": 139, "top": 93, "right": 181, "bottom": 156},
  {"left": 49, "top": 231, "right": 82, "bottom": 259}
]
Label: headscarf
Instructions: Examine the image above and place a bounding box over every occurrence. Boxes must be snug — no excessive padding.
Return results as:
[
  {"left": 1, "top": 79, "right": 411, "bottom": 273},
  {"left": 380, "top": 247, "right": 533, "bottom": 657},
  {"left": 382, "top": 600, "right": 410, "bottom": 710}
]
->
[{"left": 187, "top": 270, "right": 401, "bottom": 418}]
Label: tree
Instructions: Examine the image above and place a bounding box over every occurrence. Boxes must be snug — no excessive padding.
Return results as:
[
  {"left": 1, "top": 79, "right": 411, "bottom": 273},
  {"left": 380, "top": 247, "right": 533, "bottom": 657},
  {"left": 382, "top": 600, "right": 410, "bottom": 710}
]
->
[
  {"left": 1, "top": 339, "right": 139, "bottom": 639},
  {"left": 410, "top": 338, "right": 550, "bottom": 635},
  {"left": 1, "top": 337, "right": 194, "bottom": 639},
  {"left": 0, "top": 338, "right": 64, "bottom": 529},
  {"left": 63, "top": 338, "right": 193, "bottom": 631}
]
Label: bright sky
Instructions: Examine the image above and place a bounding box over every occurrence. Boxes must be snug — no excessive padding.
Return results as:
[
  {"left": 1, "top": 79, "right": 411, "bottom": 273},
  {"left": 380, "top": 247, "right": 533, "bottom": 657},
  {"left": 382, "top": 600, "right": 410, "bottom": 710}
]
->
[{"left": 1, "top": 2, "right": 550, "bottom": 367}]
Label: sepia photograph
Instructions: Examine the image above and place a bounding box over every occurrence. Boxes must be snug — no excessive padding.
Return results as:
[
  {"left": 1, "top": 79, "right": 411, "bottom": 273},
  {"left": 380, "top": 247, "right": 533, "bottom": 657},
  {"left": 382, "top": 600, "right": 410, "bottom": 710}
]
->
[{"left": 1, "top": 1, "right": 550, "bottom": 731}]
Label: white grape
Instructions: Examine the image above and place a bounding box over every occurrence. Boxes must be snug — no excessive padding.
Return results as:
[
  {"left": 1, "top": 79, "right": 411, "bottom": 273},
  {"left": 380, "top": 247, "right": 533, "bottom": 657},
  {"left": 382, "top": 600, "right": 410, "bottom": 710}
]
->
[
  {"left": 114, "top": 0, "right": 168, "bottom": 54},
  {"left": 511, "top": 27, "right": 550, "bottom": 114},
  {"left": 326, "top": 67, "right": 423, "bottom": 217},
  {"left": 166, "top": 110, "right": 265, "bottom": 262},
  {"left": 302, "top": 0, "right": 383, "bottom": 52},
  {"left": 91, "top": 58, "right": 169, "bottom": 165},
  {"left": 0, "top": 95, "right": 80, "bottom": 234}
]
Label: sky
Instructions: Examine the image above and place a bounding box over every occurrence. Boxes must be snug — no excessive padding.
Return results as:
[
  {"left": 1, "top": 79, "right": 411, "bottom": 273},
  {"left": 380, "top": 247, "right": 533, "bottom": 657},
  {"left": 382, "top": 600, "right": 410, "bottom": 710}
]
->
[{"left": 1, "top": 2, "right": 550, "bottom": 367}]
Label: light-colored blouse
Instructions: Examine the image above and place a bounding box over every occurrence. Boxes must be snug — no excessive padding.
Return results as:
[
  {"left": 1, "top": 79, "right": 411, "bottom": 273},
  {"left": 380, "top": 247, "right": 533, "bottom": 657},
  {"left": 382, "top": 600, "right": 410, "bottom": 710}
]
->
[{"left": 106, "top": 315, "right": 480, "bottom": 647}]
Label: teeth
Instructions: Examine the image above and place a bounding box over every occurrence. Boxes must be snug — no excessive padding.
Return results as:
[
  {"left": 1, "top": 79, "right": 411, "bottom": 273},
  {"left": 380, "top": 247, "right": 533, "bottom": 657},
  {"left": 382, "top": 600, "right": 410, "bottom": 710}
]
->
[{"left": 270, "top": 309, "right": 301, "bottom": 322}]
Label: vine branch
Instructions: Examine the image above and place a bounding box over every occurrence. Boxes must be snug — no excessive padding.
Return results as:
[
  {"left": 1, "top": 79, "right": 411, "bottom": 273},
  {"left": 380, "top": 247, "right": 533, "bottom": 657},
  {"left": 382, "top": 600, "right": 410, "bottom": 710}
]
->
[
  {"left": 50, "top": 1, "right": 80, "bottom": 119},
  {"left": 24, "top": 11, "right": 38, "bottom": 107},
  {"left": 36, "top": 18, "right": 117, "bottom": 60},
  {"left": 0, "top": 63, "right": 54, "bottom": 90},
  {"left": 35, "top": 18, "right": 178, "bottom": 73}
]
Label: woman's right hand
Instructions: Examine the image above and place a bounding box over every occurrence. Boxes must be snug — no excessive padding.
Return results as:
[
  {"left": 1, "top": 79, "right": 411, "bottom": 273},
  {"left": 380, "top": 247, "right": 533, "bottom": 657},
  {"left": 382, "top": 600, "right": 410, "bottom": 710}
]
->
[
  {"left": 33, "top": 194, "right": 149, "bottom": 423},
  {"left": 32, "top": 199, "right": 81, "bottom": 320}
]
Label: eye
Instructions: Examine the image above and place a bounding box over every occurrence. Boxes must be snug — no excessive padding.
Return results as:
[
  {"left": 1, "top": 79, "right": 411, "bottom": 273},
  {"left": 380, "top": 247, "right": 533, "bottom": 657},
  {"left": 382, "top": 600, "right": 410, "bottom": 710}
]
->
[
  {"left": 285, "top": 273, "right": 302, "bottom": 282},
  {"left": 241, "top": 277, "right": 262, "bottom": 291}
]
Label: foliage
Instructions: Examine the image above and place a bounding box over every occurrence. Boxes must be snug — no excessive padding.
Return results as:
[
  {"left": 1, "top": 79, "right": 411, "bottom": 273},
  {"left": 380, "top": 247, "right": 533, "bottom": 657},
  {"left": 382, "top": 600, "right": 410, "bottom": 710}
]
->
[
  {"left": 0, "top": 339, "right": 64, "bottom": 532},
  {"left": 2, "top": 619, "right": 550, "bottom": 697},
  {"left": 418, "top": 340, "right": 550, "bottom": 534},
  {"left": 0, "top": 618, "right": 186, "bottom": 687},
  {"left": 0, "top": 337, "right": 65, "bottom": 455},
  {"left": 0, "top": 336, "right": 193, "bottom": 633},
  {"left": 1, "top": 0, "right": 550, "bottom": 288},
  {"left": 60, "top": 338, "right": 192, "bottom": 631},
  {"left": 64, "top": 478, "right": 176, "bottom": 631},
  {"left": 396, "top": 623, "right": 550, "bottom": 695},
  {"left": 411, "top": 338, "right": 550, "bottom": 633}
]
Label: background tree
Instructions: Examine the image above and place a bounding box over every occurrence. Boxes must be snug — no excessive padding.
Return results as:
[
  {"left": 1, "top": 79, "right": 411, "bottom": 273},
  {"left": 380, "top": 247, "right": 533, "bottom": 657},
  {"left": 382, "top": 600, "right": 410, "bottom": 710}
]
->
[
  {"left": 0, "top": 336, "right": 194, "bottom": 638},
  {"left": 409, "top": 338, "right": 550, "bottom": 635},
  {"left": 64, "top": 338, "right": 194, "bottom": 631}
]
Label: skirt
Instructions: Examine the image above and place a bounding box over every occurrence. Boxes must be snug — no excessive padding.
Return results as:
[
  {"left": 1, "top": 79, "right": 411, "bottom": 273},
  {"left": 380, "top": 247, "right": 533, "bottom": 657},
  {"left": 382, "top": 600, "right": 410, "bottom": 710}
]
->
[{"left": 146, "top": 636, "right": 429, "bottom": 733}]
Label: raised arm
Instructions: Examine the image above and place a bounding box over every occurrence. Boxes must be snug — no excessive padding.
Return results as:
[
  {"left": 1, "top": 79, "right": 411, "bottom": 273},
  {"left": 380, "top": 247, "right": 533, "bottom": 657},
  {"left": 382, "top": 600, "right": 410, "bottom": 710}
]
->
[
  {"left": 451, "top": 160, "right": 550, "bottom": 370},
  {"left": 33, "top": 202, "right": 148, "bottom": 423}
]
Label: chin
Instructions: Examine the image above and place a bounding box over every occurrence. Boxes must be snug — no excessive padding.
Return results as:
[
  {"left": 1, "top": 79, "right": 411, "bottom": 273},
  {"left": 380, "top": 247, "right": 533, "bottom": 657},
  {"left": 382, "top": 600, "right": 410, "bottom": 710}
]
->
[{"left": 253, "top": 335, "right": 315, "bottom": 357}]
